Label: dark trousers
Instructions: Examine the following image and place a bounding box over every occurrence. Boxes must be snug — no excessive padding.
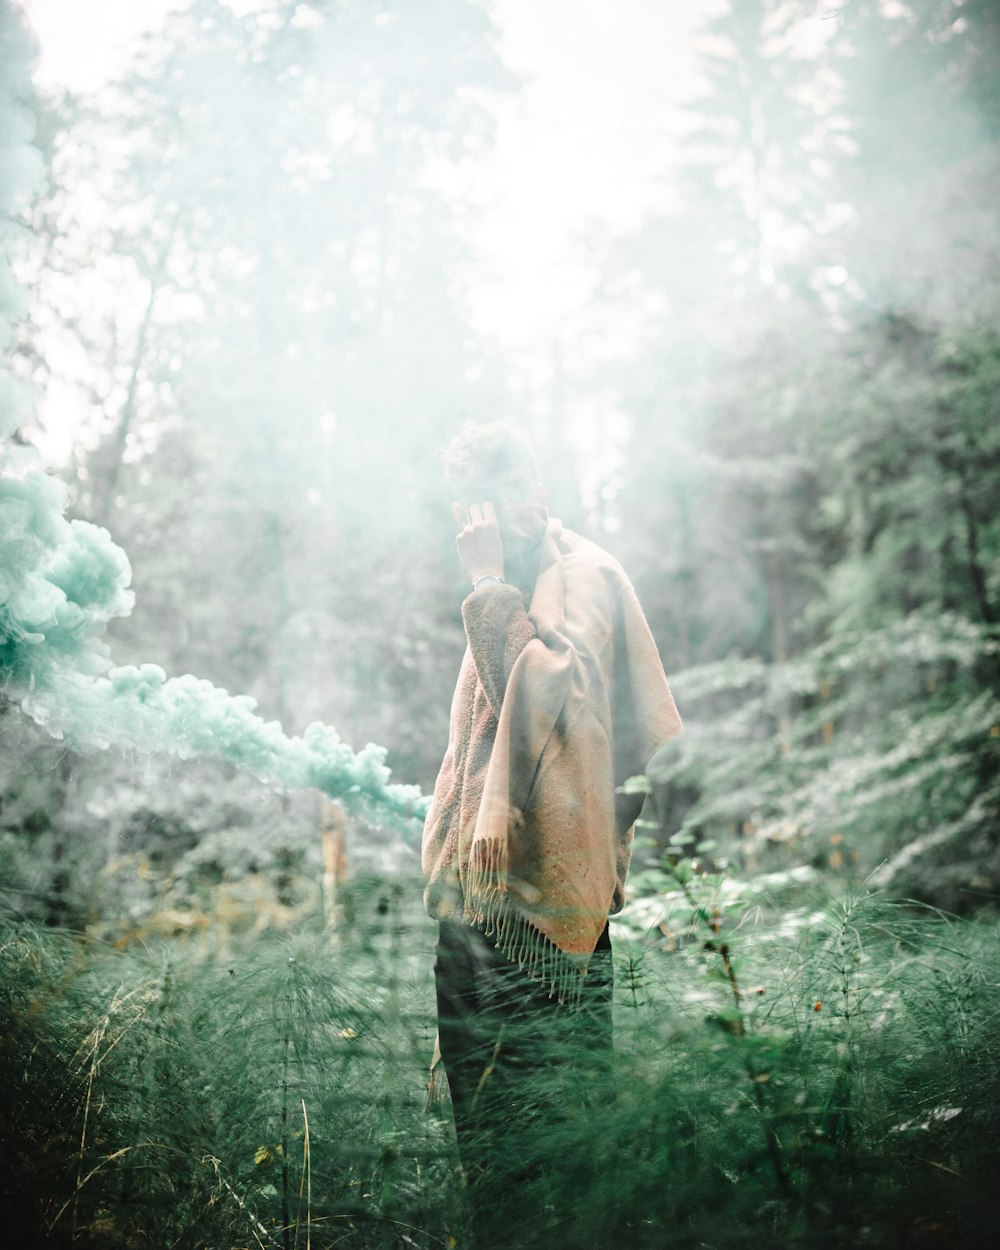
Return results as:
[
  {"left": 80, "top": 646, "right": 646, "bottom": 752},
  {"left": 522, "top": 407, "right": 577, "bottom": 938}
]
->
[{"left": 434, "top": 918, "right": 614, "bottom": 1241}]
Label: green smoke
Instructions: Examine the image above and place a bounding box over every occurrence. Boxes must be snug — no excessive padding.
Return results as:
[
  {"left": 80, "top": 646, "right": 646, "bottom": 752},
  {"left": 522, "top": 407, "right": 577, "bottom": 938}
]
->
[
  {"left": 0, "top": 473, "right": 426, "bottom": 824},
  {"left": 0, "top": 4, "right": 426, "bottom": 832}
]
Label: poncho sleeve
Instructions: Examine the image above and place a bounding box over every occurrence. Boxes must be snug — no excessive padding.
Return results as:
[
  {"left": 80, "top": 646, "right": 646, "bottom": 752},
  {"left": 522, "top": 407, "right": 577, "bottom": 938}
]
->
[{"left": 461, "top": 583, "right": 538, "bottom": 718}]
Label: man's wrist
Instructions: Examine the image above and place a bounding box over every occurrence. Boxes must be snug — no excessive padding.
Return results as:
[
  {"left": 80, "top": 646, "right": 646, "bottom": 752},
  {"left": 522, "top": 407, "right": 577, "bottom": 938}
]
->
[{"left": 471, "top": 573, "right": 505, "bottom": 591}]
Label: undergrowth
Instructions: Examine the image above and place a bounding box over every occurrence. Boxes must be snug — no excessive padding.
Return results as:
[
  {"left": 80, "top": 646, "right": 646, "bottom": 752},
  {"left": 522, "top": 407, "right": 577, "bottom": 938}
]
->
[{"left": 1, "top": 871, "right": 998, "bottom": 1249}]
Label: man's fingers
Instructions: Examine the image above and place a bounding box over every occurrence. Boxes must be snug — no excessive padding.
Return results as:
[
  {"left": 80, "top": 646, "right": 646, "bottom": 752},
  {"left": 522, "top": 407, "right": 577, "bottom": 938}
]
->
[
  {"left": 455, "top": 502, "right": 498, "bottom": 537},
  {"left": 467, "top": 502, "right": 497, "bottom": 527}
]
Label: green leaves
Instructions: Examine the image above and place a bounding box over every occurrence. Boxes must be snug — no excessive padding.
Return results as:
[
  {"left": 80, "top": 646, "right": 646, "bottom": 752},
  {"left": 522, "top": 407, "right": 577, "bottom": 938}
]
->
[{"left": 4, "top": 872, "right": 1000, "bottom": 1249}]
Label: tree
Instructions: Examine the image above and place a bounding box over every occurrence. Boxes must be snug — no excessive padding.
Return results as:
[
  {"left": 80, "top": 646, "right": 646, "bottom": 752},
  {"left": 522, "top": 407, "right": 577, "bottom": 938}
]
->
[
  {"left": 17, "top": 0, "right": 513, "bottom": 782},
  {"left": 600, "top": 0, "right": 1000, "bottom": 904}
]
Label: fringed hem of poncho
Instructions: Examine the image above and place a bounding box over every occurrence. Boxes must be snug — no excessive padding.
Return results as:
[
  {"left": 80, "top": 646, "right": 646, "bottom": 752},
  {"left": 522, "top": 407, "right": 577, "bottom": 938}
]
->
[{"left": 465, "top": 836, "right": 592, "bottom": 1008}]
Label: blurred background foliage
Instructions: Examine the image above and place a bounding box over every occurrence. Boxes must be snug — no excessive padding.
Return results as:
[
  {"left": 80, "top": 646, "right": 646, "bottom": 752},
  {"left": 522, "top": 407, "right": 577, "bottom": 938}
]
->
[
  {"left": 3, "top": 0, "right": 997, "bottom": 925},
  {"left": 3, "top": 1, "right": 1000, "bottom": 1245}
]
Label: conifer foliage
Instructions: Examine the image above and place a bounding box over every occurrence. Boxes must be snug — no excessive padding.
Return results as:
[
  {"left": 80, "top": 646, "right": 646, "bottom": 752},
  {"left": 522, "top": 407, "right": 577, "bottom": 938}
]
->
[{"left": 2, "top": 874, "right": 999, "bottom": 1248}]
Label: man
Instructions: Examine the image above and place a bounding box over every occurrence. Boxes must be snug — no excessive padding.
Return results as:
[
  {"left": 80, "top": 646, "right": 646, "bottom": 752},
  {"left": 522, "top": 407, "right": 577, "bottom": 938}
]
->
[{"left": 422, "top": 423, "right": 682, "bottom": 1239}]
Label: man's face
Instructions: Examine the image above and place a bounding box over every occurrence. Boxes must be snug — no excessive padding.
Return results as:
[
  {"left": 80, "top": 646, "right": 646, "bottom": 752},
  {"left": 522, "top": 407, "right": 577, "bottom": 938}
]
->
[{"left": 455, "top": 468, "right": 548, "bottom": 556}]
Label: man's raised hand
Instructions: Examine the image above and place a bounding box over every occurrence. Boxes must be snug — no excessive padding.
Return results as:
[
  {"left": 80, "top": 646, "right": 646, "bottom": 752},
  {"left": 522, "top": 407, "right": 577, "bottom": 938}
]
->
[{"left": 453, "top": 500, "right": 505, "bottom": 585}]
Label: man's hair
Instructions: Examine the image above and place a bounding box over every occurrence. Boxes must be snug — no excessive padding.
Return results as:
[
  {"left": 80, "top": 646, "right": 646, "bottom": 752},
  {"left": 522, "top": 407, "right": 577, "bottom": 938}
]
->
[{"left": 440, "top": 422, "right": 539, "bottom": 494}]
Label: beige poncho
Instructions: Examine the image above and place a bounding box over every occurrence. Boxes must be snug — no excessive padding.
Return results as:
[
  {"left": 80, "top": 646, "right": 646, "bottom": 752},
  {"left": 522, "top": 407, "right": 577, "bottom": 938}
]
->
[{"left": 422, "top": 518, "right": 682, "bottom": 998}]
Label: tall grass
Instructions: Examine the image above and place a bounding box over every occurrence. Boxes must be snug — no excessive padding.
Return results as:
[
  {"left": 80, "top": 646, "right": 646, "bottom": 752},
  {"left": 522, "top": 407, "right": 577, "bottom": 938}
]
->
[{"left": 1, "top": 872, "right": 998, "bottom": 1249}]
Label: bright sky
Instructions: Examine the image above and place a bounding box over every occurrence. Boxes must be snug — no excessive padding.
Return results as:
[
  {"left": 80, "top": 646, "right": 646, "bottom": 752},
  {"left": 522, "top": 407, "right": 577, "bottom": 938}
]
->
[
  {"left": 470, "top": 0, "right": 709, "bottom": 338},
  {"left": 18, "top": 0, "right": 716, "bottom": 469},
  {"left": 24, "top": 0, "right": 177, "bottom": 91},
  {"left": 21, "top": 0, "right": 706, "bottom": 338}
]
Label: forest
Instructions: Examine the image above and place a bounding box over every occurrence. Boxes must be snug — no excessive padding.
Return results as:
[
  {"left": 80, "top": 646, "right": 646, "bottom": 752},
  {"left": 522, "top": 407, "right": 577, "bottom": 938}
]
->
[{"left": 1, "top": 0, "right": 999, "bottom": 1246}]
